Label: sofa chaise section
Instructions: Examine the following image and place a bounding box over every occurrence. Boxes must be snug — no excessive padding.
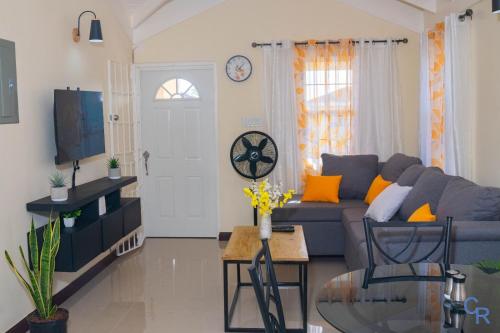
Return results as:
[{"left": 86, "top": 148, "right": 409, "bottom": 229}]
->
[{"left": 272, "top": 195, "right": 367, "bottom": 255}]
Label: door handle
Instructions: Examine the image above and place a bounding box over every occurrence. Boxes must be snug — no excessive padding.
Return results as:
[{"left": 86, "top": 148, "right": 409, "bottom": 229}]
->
[{"left": 143, "top": 150, "right": 150, "bottom": 176}]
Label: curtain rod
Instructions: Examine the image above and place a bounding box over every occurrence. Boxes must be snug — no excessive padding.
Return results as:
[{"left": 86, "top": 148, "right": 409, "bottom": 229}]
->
[{"left": 251, "top": 38, "right": 408, "bottom": 48}]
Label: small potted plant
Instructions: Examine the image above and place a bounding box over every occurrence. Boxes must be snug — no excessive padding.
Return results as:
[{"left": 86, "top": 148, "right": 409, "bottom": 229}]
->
[
  {"left": 5, "top": 217, "right": 69, "bottom": 333},
  {"left": 49, "top": 171, "right": 68, "bottom": 202},
  {"left": 62, "top": 209, "right": 81, "bottom": 228},
  {"left": 108, "top": 156, "right": 121, "bottom": 180}
]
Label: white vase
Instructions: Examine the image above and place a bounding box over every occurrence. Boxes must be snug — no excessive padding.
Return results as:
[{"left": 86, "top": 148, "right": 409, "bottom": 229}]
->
[
  {"left": 108, "top": 167, "right": 121, "bottom": 180},
  {"left": 260, "top": 214, "right": 272, "bottom": 240},
  {"left": 63, "top": 217, "right": 75, "bottom": 228},
  {"left": 51, "top": 186, "right": 68, "bottom": 202}
]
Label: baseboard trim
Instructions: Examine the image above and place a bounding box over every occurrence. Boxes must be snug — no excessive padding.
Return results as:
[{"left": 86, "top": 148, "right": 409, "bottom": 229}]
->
[
  {"left": 6, "top": 252, "right": 117, "bottom": 333},
  {"left": 218, "top": 232, "right": 232, "bottom": 241}
]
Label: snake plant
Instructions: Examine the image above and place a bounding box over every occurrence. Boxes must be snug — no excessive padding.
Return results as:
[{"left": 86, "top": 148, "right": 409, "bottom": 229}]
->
[{"left": 4, "top": 217, "right": 61, "bottom": 319}]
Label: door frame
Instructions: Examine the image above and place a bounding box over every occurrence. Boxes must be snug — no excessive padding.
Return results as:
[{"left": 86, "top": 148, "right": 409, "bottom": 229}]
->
[{"left": 132, "top": 62, "right": 220, "bottom": 238}]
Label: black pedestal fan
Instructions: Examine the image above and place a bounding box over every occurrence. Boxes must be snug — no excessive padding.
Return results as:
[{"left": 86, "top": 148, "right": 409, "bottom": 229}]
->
[{"left": 230, "top": 131, "right": 278, "bottom": 226}]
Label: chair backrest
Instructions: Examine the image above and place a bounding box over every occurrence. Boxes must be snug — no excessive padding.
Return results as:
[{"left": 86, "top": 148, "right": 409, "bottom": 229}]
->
[
  {"left": 363, "top": 216, "right": 453, "bottom": 271},
  {"left": 247, "top": 239, "right": 286, "bottom": 333}
]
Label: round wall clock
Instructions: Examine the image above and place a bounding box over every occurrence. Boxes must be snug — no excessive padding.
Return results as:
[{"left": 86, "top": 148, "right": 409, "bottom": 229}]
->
[{"left": 226, "top": 55, "right": 252, "bottom": 82}]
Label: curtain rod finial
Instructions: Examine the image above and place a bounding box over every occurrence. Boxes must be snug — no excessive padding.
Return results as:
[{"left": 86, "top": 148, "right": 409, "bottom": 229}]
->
[{"left": 251, "top": 42, "right": 258, "bottom": 48}]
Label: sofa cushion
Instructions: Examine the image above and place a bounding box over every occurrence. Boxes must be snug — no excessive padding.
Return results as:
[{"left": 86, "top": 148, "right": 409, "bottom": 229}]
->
[
  {"left": 436, "top": 177, "right": 500, "bottom": 221},
  {"left": 380, "top": 153, "right": 422, "bottom": 182},
  {"left": 342, "top": 207, "right": 368, "bottom": 226},
  {"left": 365, "top": 183, "right": 413, "bottom": 222},
  {"left": 321, "top": 154, "right": 378, "bottom": 200},
  {"left": 396, "top": 164, "right": 426, "bottom": 186},
  {"left": 398, "top": 168, "right": 453, "bottom": 220},
  {"left": 272, "top": 194, "right": 367, "bottom": 222}
]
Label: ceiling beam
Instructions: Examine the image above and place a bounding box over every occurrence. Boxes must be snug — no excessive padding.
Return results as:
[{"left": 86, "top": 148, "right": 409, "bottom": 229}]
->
[
  {"left": 337, "top": 0, "right": 424, "bottom": 33},
  {"left": 398, "top": 0, "right": 437, "bottom": 13}
]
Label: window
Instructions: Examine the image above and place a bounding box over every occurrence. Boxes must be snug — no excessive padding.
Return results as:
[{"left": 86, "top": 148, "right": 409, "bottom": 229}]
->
[
  {"left": 294, "top": 42, "right": 355, "bottom": 179},
  {"left": 155, "top": 78, "right": 200, "bottom": 100}
]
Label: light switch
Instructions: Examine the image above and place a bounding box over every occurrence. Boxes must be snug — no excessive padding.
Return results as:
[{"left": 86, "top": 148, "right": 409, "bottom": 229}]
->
[{"left": 241, "top": 116, "right": 264, "bottom": 128}]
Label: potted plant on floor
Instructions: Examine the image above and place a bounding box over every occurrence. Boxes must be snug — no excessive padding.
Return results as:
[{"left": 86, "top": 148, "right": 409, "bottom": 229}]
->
[
  {"left": 107, "top": 156, "right": 121, "bottom": 180},
  {"left": 49, "top": 172, "right": 67, "bottom": 202},
  {"left": 62, "top": 209, "right": 81, "bottom": 228},
  {"left": 4, "top": 217, "right": 68, "bottom": 333}
]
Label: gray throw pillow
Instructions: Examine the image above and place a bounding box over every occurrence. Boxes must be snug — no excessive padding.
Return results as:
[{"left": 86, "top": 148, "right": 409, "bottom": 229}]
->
[
  {"left": 381, "top": 153, "right": 423, "bottom": 182},
  {"left": 436, "top": 178, "right": 500, "bottom": 221},
  {"left": 321, "top": 154, "right": 378, "bottom": 200},
  {"left": 398, "top": 168, "right": 453, "bottom": 220},
  {"left": 397, "top": 165, "right": 443, "bottom": 187}
]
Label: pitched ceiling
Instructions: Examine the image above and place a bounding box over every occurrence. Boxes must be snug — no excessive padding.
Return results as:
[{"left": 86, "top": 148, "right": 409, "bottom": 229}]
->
[{"left": 116, "top": 0, "right": 478, "bottom": 45}]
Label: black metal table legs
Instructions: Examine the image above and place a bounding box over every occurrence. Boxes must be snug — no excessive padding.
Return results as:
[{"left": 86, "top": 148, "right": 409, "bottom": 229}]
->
[{"left": 223, "top": 261, "right": 308, "bottom": 332}]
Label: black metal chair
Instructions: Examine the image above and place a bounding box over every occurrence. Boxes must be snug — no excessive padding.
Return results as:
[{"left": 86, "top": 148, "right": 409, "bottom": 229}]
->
[
  {"left": 248, "top": 239, "right": 286, "bottom": 333},
  {"left": 362, "top": 216, "right": 453, "bottom": 288}
]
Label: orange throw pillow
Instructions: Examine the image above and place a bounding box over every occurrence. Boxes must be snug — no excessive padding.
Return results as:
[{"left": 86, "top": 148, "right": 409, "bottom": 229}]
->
[
  {"left": 408, "top": 203, "right": 437, "bottom": 222},
  {"left": 301, "top": 175, "right": 342, "bottom": 203},
  {"left": 365, "top": 175, "right": 392, "bottom": 205}
]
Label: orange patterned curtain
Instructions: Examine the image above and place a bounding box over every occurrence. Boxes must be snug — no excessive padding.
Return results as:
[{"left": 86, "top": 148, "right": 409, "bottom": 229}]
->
[
  {"left": 427, "top": 23, "right": 445, "bottom": 169},
  {"left": 294, "top": 40, "right": 355, "bottom": 184}
]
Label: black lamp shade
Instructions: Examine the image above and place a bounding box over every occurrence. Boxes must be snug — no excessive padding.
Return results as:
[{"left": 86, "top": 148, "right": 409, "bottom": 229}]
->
[
  {"left": 89, "top": 20, "right": 103, "bottom": 43},
  {"left": 494, "top": 0, "right": 500, "bottom": 13}
]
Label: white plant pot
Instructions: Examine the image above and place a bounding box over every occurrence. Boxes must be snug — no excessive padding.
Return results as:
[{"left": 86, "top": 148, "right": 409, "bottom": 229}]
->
[
  {"left": 259, "top": 214, "right": 272, "bottom": 240},
  {"left": 51, "top": 186, "right": 68, "bottom": 202},
  {"left": 108, "top": 167, "right": 121, "bottom": 180},
  {"left": 63, "top": 217, "right": 75, "bottom": 228}
]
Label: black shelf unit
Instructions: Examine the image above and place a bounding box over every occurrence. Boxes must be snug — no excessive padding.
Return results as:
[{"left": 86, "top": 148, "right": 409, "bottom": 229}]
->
[{"left": 26, "top": 177, "right": 141, "bottom": 272}]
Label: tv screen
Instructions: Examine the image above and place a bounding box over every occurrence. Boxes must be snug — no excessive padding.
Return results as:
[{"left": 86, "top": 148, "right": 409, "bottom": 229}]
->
[{"left": 54, "top": 89, "right": 105, "bottom": 165}]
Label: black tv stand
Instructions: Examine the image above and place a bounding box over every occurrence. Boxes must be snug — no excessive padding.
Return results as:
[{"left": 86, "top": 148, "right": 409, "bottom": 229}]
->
[
  {"left": 71, "top": 160, "right": 80, "bottom": 190},
  {"left": 26, "top": 176, "right": 141, "bottom": 272}
]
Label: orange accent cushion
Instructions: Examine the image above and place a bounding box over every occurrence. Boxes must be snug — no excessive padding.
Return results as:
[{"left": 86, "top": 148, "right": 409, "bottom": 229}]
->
[
  {"left": 408, "top": 203, "right": 437, "bottom": 222},
  {"left": 365, "top": 175, "right": 392, "bottom": 204},
  {"left": 301, "top": 175, "right": 342, "bottom": 203}
]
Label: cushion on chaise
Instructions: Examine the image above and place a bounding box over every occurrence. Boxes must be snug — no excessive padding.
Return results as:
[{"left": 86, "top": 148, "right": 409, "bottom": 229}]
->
[
  {"left": 380, "top": 153, "right": 422, "bottom": 182},
  {"left": 436, "top": 177, "right": 500, "bottom": 221},
  {"left": 321, "top": 154, "right": 378, "bottom": 200}
]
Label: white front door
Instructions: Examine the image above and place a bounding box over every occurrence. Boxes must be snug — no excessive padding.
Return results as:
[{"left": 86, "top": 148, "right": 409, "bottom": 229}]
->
[{"left": 139, "top": 65, "right": 217, "bottom": 237}]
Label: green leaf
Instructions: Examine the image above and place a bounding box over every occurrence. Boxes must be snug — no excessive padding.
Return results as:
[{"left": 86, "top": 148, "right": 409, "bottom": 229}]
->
[
  {"left": 4, "top": 250, "right": 39, "bottom": 312},
  {"left": 39, "top": 222, "right": 53, "bottom": 316},
  {"left": 19, "top": 246, "right": 46, "bottom": 317},
  {"left": 29, "top": 219, "right": 39, "bottom": 274}
]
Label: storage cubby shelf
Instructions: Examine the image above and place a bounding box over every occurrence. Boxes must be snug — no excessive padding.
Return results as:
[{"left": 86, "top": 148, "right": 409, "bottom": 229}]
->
[
  {"left": 26, "top": 176, "right": 141, "bottom": 272},
  {"left": 26, "top": 176, "right": 137, "bottom": 212}
]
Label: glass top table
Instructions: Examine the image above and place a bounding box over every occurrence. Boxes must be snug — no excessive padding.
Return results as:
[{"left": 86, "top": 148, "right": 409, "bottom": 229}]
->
[{"left": 316, "top": 263, "right": 500, "bottom": 333}]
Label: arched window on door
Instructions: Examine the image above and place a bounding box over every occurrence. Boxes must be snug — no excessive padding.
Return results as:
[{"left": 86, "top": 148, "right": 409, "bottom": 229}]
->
[{"left": 155, "top": 78, "right": 200, "bottom": 100}]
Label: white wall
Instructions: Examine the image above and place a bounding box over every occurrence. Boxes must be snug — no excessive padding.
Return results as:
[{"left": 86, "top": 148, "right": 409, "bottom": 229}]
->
[
  {"left": 134, "top": 0, "right": 421, "bottom": 233},
  {"left": 0, "top": 0, "right": 132, "bottom": 330}
]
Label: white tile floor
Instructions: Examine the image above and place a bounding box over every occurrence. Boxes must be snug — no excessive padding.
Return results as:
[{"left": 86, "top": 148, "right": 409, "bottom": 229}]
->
[{"left": 63, "top": 238, "right": 346, "bottom": 333}]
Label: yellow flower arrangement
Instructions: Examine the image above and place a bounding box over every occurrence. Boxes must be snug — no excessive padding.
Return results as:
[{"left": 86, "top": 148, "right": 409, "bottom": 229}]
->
[{"left": 243, "top": 179, "right": 295, "bottom": 216}]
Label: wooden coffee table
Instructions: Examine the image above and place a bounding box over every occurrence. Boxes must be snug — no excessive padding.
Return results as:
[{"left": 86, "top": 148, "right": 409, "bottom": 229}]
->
[{"left": 222, "top": 226, "right": 309, "bottom": 332}]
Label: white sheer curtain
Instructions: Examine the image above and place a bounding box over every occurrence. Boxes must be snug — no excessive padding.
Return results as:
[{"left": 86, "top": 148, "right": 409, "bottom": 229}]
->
[
  {"left": 419, "top": 32, "right": 432, "bottom": 166},
  {"left": 444, "top": 13, "right": 474, "bottom": 178},
  {"left": 263, "top": 41, "right": 301, "bottom": 191},
  {"left": 353, "top": 40, "right": 403, "bottom": 161}
]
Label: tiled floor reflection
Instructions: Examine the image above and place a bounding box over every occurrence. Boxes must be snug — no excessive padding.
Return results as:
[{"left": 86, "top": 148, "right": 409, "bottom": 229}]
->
[{"left": 63, "top": 238, "right": 346, "bottom": 333}]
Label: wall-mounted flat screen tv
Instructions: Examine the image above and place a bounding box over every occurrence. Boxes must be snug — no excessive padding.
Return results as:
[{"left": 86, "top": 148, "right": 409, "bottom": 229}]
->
[{"left": 54, "top": 89, "right": 105, "bottom": 165}]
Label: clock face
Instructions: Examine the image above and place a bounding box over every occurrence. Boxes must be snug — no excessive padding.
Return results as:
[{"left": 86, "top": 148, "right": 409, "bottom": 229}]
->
[{"left": 226, "top": 55, "right": 252, "bottom": 82}]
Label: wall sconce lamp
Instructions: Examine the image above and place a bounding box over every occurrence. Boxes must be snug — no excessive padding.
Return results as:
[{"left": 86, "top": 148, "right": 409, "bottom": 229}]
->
[
  {"left": 72, "top": 11, "right": 103, "bottom": 43},
  {"left": 493, "top": 0, "right": 500, "bottom": 14}
]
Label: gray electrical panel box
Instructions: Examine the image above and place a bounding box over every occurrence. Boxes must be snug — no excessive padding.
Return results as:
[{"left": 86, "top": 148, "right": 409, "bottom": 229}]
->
[{"left": 0, "top": 38, "right": 19, "bottom": 124}]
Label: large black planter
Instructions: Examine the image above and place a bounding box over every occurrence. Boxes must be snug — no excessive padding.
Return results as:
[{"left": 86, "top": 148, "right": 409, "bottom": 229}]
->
[{"left": 27, "top": 308, "right": 69, "bottom": 333}]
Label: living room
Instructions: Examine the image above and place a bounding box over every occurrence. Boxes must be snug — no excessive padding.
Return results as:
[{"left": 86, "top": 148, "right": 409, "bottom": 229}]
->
[{"left": 1, "top": 0, "right": 499, "bottom": 332}]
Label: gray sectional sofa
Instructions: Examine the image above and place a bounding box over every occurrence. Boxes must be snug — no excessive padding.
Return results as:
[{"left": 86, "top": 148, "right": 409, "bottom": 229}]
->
[{"left": 272, "top": 153, "right": 500, "bottom": 270}]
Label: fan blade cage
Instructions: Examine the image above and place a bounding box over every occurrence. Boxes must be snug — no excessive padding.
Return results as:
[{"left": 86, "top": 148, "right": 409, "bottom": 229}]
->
[{"left": 230, "top": 131, "right": 278, "bottom": 180}]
